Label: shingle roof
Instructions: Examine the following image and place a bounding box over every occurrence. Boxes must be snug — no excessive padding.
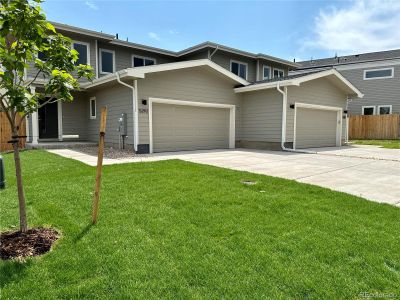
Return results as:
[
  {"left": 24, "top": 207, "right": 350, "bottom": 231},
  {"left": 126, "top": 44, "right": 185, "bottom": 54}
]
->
[
  {"left": 248, "top": 70, "right": 325, "bottom": 86},
  {"left": 298, "top": 49, "right": 400, "bottom": 69}
]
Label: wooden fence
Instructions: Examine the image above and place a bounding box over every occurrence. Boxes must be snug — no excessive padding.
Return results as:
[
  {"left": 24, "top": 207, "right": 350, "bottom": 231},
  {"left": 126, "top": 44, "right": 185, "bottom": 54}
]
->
[
  {"left": 0, "top": 112, "right": 26, "bottom": 152},
  {"left": 349, "top": 114, "right": 400, "bottom": 140}
]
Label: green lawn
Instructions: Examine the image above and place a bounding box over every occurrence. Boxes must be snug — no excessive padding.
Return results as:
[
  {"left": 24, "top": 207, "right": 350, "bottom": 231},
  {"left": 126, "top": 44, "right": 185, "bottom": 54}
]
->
[
  {"left": 352, "top": 139, "right": 400, "bottom": 149},
  {"left": 1, "top": 151, "right": 399, "bottom": 299}
]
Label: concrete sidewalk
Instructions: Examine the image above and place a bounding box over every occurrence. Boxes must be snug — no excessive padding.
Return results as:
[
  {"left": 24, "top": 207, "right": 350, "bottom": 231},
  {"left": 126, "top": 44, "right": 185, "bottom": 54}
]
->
[{"left": 47, "top": 147, "right": 400, "bottom": 206}]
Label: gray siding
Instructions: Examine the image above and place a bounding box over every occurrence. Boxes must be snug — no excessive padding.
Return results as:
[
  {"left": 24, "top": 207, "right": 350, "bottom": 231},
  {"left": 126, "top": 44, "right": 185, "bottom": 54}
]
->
[
  {"left": 137, "top": 67, "right": 243, "bottom": 145},
  {"left": 338, "top": 64, "right": 400, "bottom": 115},
  {"left": 26, "top": 31, "right": 97, "bottom": 83},
  {"left": 97, "top": 42, "right": 176, "bottom": 77},
  {"left": 240, "top": 89, "right": 283, "bottom": 143},
  {"left": 62, "top": 92, "right": 89, "bottom": 140},
  {"left": 88, "top": 84, "right": 134, "bottom": 147},
  {"left": 286, "top": 78, "right": 347, "bottom": 142},
  {"left": 256, "top": 60, "right": 289, "bottom": 81},
  {"left": 178, "top": 49, "right": 209, "bottom": 61},
  {"left": 210, "top": 51, "right": 257, "bottom": 82}
]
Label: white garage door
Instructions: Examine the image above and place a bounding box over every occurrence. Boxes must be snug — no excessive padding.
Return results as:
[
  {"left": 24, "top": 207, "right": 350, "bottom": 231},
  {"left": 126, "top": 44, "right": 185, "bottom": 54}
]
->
[
  {"left": 295, "top": 107, "right": 339, "bottom": 149},
  {"left": 152, "top": 103, "right": 230, "bottom": 152}
]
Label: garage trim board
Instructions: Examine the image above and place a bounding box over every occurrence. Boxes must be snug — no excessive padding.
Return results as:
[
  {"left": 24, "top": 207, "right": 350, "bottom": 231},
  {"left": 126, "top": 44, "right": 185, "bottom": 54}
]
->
[
  {"left": 293, "top": 102, "right": 343, "bottom": 149},
  {"left": 148, "top": 97, "right": 236, "bottom": 153}
]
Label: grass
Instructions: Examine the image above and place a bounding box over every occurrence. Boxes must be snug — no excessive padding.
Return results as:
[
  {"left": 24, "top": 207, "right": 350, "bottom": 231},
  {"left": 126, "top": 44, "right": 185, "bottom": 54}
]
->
[
  {"left": 1, "top": 150, "right": 399, "bottom": 299},
  {"left": 351, "top": 139, "right": 400, "bottom": 149}
]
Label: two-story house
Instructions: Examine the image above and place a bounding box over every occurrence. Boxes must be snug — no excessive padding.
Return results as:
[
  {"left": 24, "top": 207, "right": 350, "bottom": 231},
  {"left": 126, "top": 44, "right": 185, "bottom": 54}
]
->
[
  {"left": 25, "top": 22, "right": 362, "bottom": 153},
  {"left": 294, "top": 49, "right": 400, "bottom": 116}
]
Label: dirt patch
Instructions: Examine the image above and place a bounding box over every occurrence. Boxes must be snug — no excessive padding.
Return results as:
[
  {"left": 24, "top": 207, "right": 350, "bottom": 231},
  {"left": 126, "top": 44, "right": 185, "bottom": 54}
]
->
[
  {"left": 72, "top": 146, "right": 148, "bottom": 159},
  {"left": 0, "top": 227, "right": 59, "bottom": 260}
]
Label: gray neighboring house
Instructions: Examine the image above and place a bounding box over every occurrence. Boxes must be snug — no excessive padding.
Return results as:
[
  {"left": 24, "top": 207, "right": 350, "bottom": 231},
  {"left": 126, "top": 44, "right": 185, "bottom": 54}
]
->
[
  {"left": 294, "top": 49, "right": 400, "bottom": 116},
  {"left": 25, "top": 22, "right": 362, "bottom": 153}
]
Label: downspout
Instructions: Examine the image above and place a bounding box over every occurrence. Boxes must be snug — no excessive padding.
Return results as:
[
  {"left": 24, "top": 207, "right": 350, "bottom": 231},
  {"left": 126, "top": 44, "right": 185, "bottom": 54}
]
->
[
  {"left": 345, "top": 96, "right": 352, "bottom": 144},
  {"left": 277, "top": 83, "right": 315, "bottom": 154},
  {"left": 209, "top": 46, "right": 219, "bottom": 60},
  {"left": 116, "top": 72, "right": 138, "bottom": 152}
]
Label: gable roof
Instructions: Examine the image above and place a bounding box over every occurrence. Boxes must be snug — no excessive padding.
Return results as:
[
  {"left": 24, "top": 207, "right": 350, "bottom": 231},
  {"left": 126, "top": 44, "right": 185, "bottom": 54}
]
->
[
  {"left": 234, "top": 69, "right": 364, "bottom": 98},
  {"left": 82, "top": 59, "right": 250, "bottom": 89},
  {"left": 298, "top": 49, "right": 400, "bottom": 69},
  {"left": 51, "top": 21, "right": 298, "bottom": 68}
]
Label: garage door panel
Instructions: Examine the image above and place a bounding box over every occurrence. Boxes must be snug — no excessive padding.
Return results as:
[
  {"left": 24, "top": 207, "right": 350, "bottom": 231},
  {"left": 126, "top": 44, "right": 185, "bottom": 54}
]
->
[
  {"left": 296, "top": 107, "right": 338, "bottom": 149},
  {"left": 153, "top": 103, "right": 230, "bottom": 152}
]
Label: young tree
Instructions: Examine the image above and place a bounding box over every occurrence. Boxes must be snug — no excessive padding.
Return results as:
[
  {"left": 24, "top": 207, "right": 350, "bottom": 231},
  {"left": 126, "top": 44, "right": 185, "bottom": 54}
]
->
[{"left": 0, "top": 0, "right": 93, "bottom": 232}]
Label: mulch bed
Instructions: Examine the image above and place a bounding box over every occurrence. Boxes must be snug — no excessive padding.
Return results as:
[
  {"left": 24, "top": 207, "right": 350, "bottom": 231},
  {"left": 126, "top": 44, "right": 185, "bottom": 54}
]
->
[{"left": 0, "top": 227, "right": 59, "bottom": 260}]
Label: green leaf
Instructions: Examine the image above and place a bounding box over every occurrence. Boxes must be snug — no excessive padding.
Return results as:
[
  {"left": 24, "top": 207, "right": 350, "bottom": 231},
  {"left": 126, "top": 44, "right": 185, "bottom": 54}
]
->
[{"left": 45, "top": 22, "right": 56, "bottom": 33}]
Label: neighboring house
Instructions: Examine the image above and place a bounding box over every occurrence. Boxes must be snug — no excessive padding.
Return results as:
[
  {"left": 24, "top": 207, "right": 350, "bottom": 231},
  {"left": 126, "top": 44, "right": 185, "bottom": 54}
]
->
[
  {"left": 293, "top": 49, "right": 400, "bottom": 116},
  {"left": 25, "top": 22, "right": 362, "bottom": 153}
]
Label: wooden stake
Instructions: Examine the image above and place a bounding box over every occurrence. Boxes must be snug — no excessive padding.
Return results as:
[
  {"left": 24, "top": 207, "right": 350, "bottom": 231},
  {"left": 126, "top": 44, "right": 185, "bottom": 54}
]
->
[{"left": 92, "top": 107, "right": 108, "bottom": 224}]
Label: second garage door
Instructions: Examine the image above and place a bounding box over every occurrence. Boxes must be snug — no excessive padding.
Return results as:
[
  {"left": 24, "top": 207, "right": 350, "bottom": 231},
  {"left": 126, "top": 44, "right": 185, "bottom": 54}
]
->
[
  {"left": 152, "top": 103, "right": 230, "bottom": 152},
  {"left": 295, "top": 107, "right": 339, "bottom": 149}
]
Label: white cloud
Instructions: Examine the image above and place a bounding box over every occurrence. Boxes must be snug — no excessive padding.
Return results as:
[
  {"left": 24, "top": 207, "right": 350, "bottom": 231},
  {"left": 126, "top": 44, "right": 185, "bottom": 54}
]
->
[
  {"left": 168, "top": 30, "right": 179, "bottom": 35},
  {"left": 305, "top": 0, "right": 400, "bottom": 54},
  {"left": 148, "top": 32, "right": 161, "bottom": 41},
  {"left": 85, "top": 1, "right": 98, "bottom": 10}
]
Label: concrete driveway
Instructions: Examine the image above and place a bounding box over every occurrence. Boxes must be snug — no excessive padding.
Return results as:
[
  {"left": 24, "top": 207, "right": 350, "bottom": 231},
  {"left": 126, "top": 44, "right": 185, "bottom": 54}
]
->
[{"left": 49, "top": 145, "right": 400, "bottom": 206}]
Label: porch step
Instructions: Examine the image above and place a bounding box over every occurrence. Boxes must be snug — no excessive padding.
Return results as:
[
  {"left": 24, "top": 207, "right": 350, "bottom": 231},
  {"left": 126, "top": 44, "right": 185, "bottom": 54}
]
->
[{"left": 26, "top": 141, "right": 98, "bottom": 150}]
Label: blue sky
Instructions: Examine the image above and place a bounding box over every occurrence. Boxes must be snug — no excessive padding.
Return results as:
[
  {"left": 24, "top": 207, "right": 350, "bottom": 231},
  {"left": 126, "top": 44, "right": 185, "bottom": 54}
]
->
[{"left": 42, "top": 0, "right": 400, "bottom": 62}]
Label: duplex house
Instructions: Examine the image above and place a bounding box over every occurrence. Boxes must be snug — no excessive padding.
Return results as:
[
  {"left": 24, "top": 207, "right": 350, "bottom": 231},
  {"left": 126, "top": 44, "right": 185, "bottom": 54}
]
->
[
  {"left": 294, "top": 49, "right": 400, "bottom": 116},
  {"left": 25, "top": 22, "right": 362, "bottom": 153}
]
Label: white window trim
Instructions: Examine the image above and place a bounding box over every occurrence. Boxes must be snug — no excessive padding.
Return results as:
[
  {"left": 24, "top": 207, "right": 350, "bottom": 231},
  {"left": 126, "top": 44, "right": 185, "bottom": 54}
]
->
[
  {"left": 362, "top": 105, "right": 376, "bottom": 115},
  {"left": 273, "top": 67, "right": 285, "bottom": 78},
  {"left": 377, "top": 105, "right": 392, "bottom": 115},
  {"left": 148, "top": 97, "right": 235, "bottom": 154},
  {"left": 363, "top": 67, "right": 394, "bottom": 80},
  {"left": 99, "top": 48, "right": 115, "bottom": 74},
  {"left": 132, "top": 55, "right": 156, "bottom": 67},
  {"left": 72, "top": 40, "right": 91, "bottom": 66},
  {"left": 293, "top": 102, "right": 342, "bottom": 150},
  {"left": 230, "top": 59, "right": 248, "bottom": 80},
  {"left": 262, "top": 65, "right": 271, "bottom": 80},
  {"left": 90, "top": 97, "right": 97, "bottom": 119}
]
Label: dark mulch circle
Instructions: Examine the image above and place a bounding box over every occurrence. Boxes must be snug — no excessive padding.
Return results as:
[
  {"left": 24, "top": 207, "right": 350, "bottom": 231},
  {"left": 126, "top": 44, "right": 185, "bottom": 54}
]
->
[{"left": 0, "top": 227, "right": 59, "bottom": 260}]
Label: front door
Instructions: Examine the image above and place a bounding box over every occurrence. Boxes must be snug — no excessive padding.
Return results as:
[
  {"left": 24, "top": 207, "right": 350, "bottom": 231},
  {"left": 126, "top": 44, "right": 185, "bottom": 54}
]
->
[{"left": 38, "top": 100, "right": 59, "bottom": 139}]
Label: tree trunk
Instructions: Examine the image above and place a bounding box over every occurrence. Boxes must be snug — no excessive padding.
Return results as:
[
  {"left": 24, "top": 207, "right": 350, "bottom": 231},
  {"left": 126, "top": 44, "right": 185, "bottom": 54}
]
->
[{"left": 12, "top": 127, "right": 28, "bottom": 232}]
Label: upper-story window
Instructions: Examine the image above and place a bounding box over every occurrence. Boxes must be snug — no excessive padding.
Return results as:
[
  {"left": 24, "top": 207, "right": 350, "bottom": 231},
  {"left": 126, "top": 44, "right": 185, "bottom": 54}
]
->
[
  {"left": 99, "top": 49, "right": 115, "bottom": 74},
  {"left": 363, "top": 68, "right": 394, "bottom": 80},
  {"left": 273, "top": 68, "right": 284, "bottom": 78},
  {"left": 133, "top": 55, "right": 156, "bottom": 67},
  {"left": 73, "top": 41, "right": 90, "bottom": 65},
  {"left": 263, "top": 66, "right": 271, "bottom": 80},
  {"left": 230, "top": 60, "right": 247, "bottom": 80}
]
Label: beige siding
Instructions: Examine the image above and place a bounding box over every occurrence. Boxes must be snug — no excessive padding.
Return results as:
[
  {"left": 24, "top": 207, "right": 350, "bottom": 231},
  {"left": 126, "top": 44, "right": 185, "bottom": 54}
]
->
[
  {"left": 137, "top": 67, "right": 243, "bottom": 145},
  {"left": 97, "top": 42, "right": 176, "bottom": 77},
  {"left": 240, "top": 89, "right": 282, "bottom": 143},
  {"left": 286, "top": 78, "right": 347, "bottom": 142},
  {"left": 339, "top": 64, "right": 400, "bottom": 115},
  {"left": 88, "top": 84, "right": 134, "bottom": 147},
  {"left": 153, "top": 103, "right": 230, "bottom": 152},
  {"left": 295, "top": 108, "right": 337, "bottom": 148}
]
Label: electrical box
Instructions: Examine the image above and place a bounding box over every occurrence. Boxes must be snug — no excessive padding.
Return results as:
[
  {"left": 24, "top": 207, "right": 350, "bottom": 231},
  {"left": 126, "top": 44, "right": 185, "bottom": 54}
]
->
[{"left": 118, "top": 113, "right": 127, "bottom": 136}]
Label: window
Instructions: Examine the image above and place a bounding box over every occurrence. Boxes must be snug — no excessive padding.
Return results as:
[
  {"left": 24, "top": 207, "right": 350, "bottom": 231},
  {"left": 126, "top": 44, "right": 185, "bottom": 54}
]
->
[
  {"left": 38, "top": 51, "right": 47, "bottom": 61},
  {"left": 273, "top": 68, "right": 284, "bottom": 78},
  {"left": 230, "top": 60, "right": 247, "bottom": 80},
  {"left": 378, "top": 105, "right": 392, "bottom": 115},
  {"left": 364, "top": 68, "right": 394, "bottom": 80},
  {"left": 133, "top": 56, "right": 156, "bottom": 67},
  {"left": 90, "top": 97, "right": 96, "bottom": 119},
  {"left": 73, "top": 41, "right": 90, "bottom": 65},
  {"left": 263, "top": 66, "right": 271, "bottom": 80},
  {"left": 99, "top": 49, "right": 115, "bottom": 74},
  {"left": 362, "top": 106, "right": 375, "bottom": 115}
]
